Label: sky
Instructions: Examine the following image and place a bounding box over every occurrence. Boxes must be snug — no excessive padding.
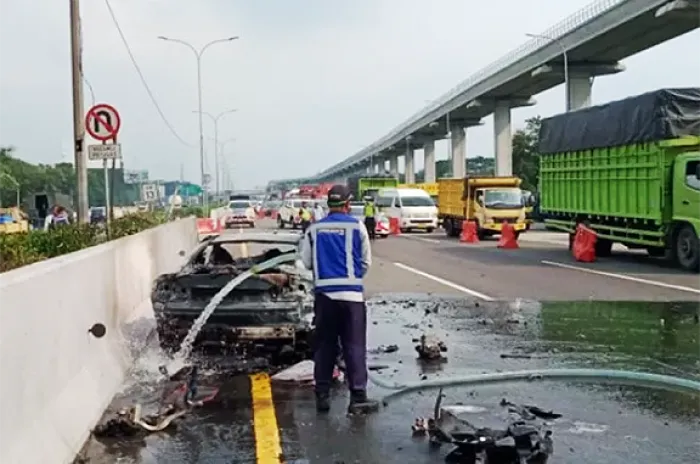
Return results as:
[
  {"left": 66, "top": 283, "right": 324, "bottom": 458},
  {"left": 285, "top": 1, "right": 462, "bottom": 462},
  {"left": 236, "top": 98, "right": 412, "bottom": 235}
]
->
[{"left": 0, "top": 0, "right": 698, "bottom": 190}]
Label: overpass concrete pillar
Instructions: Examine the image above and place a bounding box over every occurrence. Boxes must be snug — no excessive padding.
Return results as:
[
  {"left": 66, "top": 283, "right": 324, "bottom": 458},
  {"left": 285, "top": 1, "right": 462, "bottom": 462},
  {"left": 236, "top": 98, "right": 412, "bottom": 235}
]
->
[
  {"left": 404, "top": 148, "right": 415, "bottom": 184},
  {"left": 423, "top": 140, "right": 436, "bottom": 183},
  {"left": 389, "top": 155, "right": 398, "bottom": 177},
  {"left": 493, "top": 102, "right": 513, "bottom": 176},
  {"left": 450, "top": 125, "right": 466, "bottom": 179},
  {"left": 374, "top": 161, "right": 382, "bottom": 173},
  {"left": 567, "top": 75, "right": 592, "bottom": 111}
]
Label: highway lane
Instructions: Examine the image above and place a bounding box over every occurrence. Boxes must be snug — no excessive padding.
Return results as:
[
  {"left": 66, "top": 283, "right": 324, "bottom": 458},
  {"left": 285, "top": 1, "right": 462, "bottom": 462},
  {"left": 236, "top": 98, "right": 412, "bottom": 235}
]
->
[
  {"left": 78, "top": 220, "right": 700, "bottom": 464},
  {"left": 384, "top": 229, "right": 700, "bottom": 301}
]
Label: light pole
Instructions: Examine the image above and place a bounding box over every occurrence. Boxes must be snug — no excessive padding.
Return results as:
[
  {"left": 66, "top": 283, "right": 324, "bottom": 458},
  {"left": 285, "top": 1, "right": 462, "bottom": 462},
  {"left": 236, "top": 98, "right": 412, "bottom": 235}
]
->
[
  {"left": 194, "top": 109, "right": 237, "bottom": 196},
  {"left": 157, "top": 35, "right": 239, "bottom": 209},
  {"left": 526, "top": 32, "right": 569, "bottom": 111}
]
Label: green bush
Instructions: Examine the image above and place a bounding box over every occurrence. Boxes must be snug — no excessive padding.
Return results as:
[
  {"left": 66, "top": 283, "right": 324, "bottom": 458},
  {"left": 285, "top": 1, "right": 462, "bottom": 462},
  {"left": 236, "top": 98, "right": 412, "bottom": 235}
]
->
[
  {"left": 171, "top": 206, "right": 208, "bottom": 218},
  {"left": 0, "top": 212, "right": 165, "bottom": 273}
]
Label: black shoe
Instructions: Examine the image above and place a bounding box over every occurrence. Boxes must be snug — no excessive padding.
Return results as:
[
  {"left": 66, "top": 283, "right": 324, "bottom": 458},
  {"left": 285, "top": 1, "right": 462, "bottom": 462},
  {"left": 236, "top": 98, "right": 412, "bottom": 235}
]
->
[
  {"left": 348, "top": 390, "right": 379, "bottom": 414},
  {"left": 316, "top": 392, "right": 330, "bottom": 413}
]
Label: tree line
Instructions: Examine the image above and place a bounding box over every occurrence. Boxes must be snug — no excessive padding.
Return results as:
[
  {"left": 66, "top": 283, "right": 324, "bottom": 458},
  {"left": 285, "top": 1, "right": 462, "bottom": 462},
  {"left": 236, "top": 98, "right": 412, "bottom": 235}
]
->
[{"left": 0, "top": 147, "right": 141, "bottom": 209}]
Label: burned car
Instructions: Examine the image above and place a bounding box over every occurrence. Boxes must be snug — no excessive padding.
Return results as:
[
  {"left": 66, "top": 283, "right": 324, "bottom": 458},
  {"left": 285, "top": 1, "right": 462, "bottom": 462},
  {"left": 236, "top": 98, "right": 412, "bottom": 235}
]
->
[{"left": 151, "top": 231, "right": 314, "bottom": 361}]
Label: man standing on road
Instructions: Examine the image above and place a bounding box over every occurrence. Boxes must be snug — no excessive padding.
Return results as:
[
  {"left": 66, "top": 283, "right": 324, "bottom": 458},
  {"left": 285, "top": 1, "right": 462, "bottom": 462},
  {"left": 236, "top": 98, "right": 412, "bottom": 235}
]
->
[
  {"left": 300, "top": 185, "right": 378, "bottom": 414},
  {"left": 362, "top": 196, "right": 377, "bottom": 241},
  {"left": 299, "top": 201, "right": 312, "bottom": 233}
]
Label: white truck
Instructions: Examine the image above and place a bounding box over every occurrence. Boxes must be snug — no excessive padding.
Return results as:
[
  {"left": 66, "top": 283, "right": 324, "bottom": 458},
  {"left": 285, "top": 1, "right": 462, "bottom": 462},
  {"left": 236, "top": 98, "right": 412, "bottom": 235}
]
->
[{"left": 277, "top": 198, "right": 313, "bottom": 229}]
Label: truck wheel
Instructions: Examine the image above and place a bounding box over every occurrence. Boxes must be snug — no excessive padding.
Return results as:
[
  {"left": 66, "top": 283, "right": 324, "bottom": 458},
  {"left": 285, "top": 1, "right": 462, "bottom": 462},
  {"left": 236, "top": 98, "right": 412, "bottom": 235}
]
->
[
  {"left": 595, "top": 239, "right": 613, "bottom": 257},
  {"left": 674, "top": 224, "right": 699, "bottom": 272},
  {"left": 443, "top": 219, "right": 452, "bottom": 237}
]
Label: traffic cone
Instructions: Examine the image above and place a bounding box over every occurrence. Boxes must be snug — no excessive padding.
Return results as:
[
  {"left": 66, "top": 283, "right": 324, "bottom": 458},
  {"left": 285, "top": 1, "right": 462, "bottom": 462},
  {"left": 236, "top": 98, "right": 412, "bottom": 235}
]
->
[
  {"left": 572, "top": 223, "right": 596, "bottom": 262},
  {"left": 460, "top": 220, "right": 479, "bottom": 243},
  {"left": 497, "top": 221, "right": 519, "bottom": 249},
  {"left": 389, "top": 217, "right": 401, "bottom": 235},
  {"left": 271, "top": 210, "right": 278, "bottom": 219}
]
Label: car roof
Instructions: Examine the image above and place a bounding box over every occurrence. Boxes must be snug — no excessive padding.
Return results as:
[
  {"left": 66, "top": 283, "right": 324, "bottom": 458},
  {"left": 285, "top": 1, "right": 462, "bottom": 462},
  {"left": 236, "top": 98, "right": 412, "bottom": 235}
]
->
[{"left": 208, "top": 231, "right": 301, "bottom": 245}]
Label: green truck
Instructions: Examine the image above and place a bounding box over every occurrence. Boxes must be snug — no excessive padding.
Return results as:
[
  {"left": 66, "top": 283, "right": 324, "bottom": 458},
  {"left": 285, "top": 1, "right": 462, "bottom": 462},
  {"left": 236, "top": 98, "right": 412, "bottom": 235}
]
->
[
  {"left": 538, "top": 88, "right": 700, "bottom": 272},
  {"left": 347, "top": 174, "right": 398, "bottom": 200}
]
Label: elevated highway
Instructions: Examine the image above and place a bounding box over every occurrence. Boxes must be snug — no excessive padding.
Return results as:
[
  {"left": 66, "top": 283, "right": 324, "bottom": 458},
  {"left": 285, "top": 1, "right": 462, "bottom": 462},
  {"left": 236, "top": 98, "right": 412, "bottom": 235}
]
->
[{"left": 275, "top": 0, "right": 698, "bottom": 187}]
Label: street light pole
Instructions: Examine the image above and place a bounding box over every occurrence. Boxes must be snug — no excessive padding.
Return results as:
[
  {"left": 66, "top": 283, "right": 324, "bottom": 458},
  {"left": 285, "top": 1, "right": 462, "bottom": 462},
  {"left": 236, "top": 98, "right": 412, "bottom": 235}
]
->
[
  {"left": 526, "top": 32, "right": 569, "bottom": 111},
  {"left": 158, "top": 35, "right": 239, "bottom": 209},
  {"left": 194, "top": 109, "right": 237, "bottom": 196}
]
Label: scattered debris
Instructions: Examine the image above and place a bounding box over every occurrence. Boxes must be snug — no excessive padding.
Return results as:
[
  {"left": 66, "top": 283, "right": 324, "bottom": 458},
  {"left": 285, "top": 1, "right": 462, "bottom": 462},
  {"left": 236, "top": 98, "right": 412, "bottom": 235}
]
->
[
  {"left": 416, "top": 388, "right": 559, "bottom": 463},
  {"left": 271, "top": 360, "right": 343, "bottom": 385},
  {"left": 93, "top": 365, "right": 218, "bottom": 438},
  {"left": 500, "top": 353, "right": 533, "bottom": 359},
  {"left": 370, "top": 344, "right": 399, "bottom": 354},
  {"left": 415, "top": 334, "right": 447, "bottom": 361},
  {"left": 412, "top": 417, "right": 429, "bottom": 436}
]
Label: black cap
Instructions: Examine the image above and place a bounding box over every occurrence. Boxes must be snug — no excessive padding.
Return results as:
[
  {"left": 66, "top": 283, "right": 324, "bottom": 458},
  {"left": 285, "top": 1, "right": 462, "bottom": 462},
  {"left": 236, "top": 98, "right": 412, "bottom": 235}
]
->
[{"left": 327, "top": 184, "right": 352, "bottom": 206}]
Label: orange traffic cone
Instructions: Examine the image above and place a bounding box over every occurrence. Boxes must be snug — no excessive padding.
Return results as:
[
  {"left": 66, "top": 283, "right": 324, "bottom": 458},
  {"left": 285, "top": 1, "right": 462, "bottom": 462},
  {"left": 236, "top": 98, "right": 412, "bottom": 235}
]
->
[
  {"left": 497, "top": 222, "right": 519, "bottom": 249},
  {"left": 460, "top": 220, "right": 479, "bottom": 243},
  {"left": 572, "top": 223, "right": 596, "bottom": 262},
  {"left": 389, "top": 217, "right": 401, "bottom": 235},
  {"left": 271, "top": 210, "right": 278, "bottom": 219}
]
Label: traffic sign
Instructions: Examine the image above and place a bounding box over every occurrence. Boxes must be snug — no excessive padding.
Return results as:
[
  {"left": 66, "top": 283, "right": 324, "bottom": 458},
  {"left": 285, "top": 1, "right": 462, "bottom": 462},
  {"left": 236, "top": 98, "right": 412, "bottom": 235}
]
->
[
  {"left": 85, "top": 104, "right": 121, "bottom": 141},
  {"left": 124, "top": 170, "right": 149, "bottom": 184},
  {"left": 203, "top": 174, "right": 212, "bottom": 185},
  {"left": 141, "top": 183, "right": 158, "bottom": 202},
  {"left": 87, "top": 143, "right": 122, "bottom": 161}
]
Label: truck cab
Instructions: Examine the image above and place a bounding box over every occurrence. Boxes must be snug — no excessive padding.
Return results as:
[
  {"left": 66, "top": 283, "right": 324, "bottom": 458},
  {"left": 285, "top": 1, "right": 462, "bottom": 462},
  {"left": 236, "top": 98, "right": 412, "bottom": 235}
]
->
[
  {"left": 670, "top": 150, "right": 700, "bottom": 270},
  {"left": 471, "top": 187, "right": 528, "bottom": 237}
]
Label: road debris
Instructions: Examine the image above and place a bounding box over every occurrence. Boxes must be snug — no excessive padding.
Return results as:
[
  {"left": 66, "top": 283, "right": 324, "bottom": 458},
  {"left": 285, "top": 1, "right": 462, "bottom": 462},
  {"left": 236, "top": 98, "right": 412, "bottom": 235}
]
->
[
  {"left": 369, "top": 344, "right": 399, "bottom": 354},
  {"left": 415, "top": 334, "right": 447, "bottom": 361},
  {"left": 416, "top": 388, "right": 559, "bottom": 463},
  {"left": 271, "top": 360, "right": 344, "bottom": 385},
  {"left": 93, "top": 365, "right": 218, "bottom": 438}
]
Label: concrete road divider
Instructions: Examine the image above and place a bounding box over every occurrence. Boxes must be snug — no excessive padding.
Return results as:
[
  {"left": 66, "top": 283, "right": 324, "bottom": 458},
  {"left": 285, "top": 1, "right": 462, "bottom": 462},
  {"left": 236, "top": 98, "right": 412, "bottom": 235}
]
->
[{"left": 0, "top": 218, "right": 198, "bottom": 464}]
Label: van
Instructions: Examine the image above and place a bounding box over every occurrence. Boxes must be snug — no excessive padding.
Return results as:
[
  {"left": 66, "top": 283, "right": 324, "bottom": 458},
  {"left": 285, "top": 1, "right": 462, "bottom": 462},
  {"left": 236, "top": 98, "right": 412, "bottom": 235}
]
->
[{"left": 376, "top": 188, "right": 438, "bottom": 233}]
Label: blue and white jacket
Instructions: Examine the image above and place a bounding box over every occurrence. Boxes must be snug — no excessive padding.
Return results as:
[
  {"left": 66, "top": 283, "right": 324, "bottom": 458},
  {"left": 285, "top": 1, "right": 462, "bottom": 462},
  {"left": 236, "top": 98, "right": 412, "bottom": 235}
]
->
[{"left": 300, "top": 212, "right": 372, "bottom": 302}]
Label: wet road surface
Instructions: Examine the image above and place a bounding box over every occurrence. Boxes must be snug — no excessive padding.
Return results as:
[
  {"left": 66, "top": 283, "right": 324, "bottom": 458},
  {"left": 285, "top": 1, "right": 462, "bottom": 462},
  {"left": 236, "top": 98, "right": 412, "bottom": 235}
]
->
[{"left": 78, "top": 221, "right": 700, "bottom": 463}]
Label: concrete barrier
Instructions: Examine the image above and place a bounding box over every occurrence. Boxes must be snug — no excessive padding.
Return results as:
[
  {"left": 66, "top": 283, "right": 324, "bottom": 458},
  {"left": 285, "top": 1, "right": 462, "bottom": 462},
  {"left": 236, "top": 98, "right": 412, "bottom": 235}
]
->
[{"left": 0, "top": 217, "right": 198, "bottom": 464}]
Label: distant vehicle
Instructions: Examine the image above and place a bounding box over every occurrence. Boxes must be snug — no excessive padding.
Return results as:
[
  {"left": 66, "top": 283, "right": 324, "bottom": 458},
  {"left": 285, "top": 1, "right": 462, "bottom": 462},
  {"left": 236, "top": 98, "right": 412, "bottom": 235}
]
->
[
  {"left": 438, "top": 177, "right": 530, "bottom": 239},
  {"left": 224, "top": 200, "right": 255, "bottom": 228},
  {"left": 347, "top": 175, "right": 398, "bottom": 200},
  {"left": 277, "top": 198, "right": 312, "bottom": 229},
  {"left": 151, "top": 232, "right": 314, "bottom": 357},
  {"left": 377, "top": 187, "right": 438, "bottom": 233}
]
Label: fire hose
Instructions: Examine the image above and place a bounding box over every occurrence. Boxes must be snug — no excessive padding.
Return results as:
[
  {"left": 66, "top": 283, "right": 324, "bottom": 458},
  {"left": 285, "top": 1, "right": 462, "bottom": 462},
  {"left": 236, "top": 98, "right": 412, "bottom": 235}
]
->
[{"left": 368, "top": 368, "right": 700, "bottom": 405}]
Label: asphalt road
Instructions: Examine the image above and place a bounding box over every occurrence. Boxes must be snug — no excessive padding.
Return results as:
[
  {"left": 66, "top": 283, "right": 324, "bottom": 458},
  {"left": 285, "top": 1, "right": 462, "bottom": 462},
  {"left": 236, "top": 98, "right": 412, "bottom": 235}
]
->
[{"left": 79, "top": 220, "right": 700, "bottom": 464}]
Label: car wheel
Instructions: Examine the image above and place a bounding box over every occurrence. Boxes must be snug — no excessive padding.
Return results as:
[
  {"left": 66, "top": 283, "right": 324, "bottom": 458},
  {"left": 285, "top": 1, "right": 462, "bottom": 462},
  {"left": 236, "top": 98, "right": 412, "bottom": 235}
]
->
[
  {"left": 426, "top": 227, "right": 435, "bottom": 234},
  {"left": 249, "top": 222, "right": 255, "bottom": 228},
  {"left": 278, "top": 217, "right": 285, "bottom": 229}
]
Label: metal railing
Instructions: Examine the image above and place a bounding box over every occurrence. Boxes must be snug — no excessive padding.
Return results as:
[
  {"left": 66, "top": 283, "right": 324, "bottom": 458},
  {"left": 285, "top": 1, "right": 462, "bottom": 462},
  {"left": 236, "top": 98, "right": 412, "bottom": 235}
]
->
[{"left": 319, "top": 0, "right": 629, "bottom": 177}]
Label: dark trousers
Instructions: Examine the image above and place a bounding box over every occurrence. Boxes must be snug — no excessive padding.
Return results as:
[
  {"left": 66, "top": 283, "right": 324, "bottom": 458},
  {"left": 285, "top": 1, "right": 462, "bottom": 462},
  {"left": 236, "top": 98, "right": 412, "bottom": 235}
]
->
[
  {"left": 313, "top": 293, "right": 368, "bottom": 394},
  {"left": 364, "top": 216, "right": 376, "bottom": 240},
  {"left": 301, "top": 220, "right": 311, "bottom": 233}
]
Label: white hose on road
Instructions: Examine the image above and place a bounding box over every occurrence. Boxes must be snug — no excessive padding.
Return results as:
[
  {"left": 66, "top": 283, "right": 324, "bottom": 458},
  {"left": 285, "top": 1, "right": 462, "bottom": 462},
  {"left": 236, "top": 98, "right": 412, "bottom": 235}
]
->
[{"left": 368, "top": 368, "right": 700, "bottom": 405}]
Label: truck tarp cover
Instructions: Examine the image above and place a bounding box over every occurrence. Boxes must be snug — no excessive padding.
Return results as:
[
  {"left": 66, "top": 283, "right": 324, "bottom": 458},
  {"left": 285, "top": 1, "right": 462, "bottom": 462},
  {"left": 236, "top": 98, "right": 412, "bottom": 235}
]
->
[{"left": 538, "top": 88, "right": 700, "bottom": 155}]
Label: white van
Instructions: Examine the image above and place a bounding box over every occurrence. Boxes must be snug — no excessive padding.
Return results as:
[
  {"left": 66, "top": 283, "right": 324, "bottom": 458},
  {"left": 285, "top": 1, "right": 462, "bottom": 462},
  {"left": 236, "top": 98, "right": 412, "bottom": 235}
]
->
[{"left": 376, "top": 188, "right": 438, "bottom": 233}]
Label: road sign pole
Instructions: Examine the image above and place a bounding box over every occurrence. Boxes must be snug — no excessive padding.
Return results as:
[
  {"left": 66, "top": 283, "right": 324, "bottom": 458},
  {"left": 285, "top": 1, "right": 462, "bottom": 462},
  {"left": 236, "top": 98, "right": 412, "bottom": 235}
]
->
[
  {"left": 102, "top": 140, "right": 111, "bottom": 236},
  {"left": 109, "top": 136, "right": 117, "bottom": 223},
  {"left": 70, "top": 0, "right": 89, "bottom": 223}
]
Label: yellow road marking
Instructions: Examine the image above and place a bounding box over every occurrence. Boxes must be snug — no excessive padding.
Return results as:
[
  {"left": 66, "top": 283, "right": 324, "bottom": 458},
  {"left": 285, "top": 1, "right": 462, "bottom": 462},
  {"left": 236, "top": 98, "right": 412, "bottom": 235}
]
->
[
  {"left": 250, "top": 373, "right": 282, "bottom": 463},
  {"left": 238, "top": 227, "right": 249, "bottom": 257}
]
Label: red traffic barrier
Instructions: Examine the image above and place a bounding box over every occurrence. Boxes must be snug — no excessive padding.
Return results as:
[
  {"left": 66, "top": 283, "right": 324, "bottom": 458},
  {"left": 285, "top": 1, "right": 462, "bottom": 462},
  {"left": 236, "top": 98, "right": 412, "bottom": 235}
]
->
[
  {"left": 196, "top": 218, "right": 219, "bottom": 235},
  {"left": 497, "top": 221, "right": 519, "bottom": 249},
  {"left": 572, "top": 223, "right": 597, "bottom": 262},
  {"left": 460, "top": 220, "right": 479, "bottom": 243},
  {"left": 389, "top": 217, "right": 401, "bottom": 235}
]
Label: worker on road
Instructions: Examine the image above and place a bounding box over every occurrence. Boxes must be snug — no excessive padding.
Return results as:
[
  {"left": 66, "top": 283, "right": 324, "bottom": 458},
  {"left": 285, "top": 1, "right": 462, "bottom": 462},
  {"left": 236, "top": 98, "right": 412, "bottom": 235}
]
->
[
  {"left": 300, "top": 185, "right": 378, "bottom": 414},
  {"left": 313, "top": 201, "right": 325, "bottom": 222},
  {"left": 363, "top": 196, "right": 377, "bottom": 241},
  {"left": 299, "top": 201, "right": 312, "bottom": 233}
]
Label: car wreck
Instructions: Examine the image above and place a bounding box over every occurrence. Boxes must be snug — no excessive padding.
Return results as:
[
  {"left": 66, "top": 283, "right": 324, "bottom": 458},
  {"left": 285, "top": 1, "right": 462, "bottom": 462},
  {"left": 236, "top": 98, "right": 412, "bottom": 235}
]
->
[{"left": 151, "top": 231, "right": 315, "bottom": 362}]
